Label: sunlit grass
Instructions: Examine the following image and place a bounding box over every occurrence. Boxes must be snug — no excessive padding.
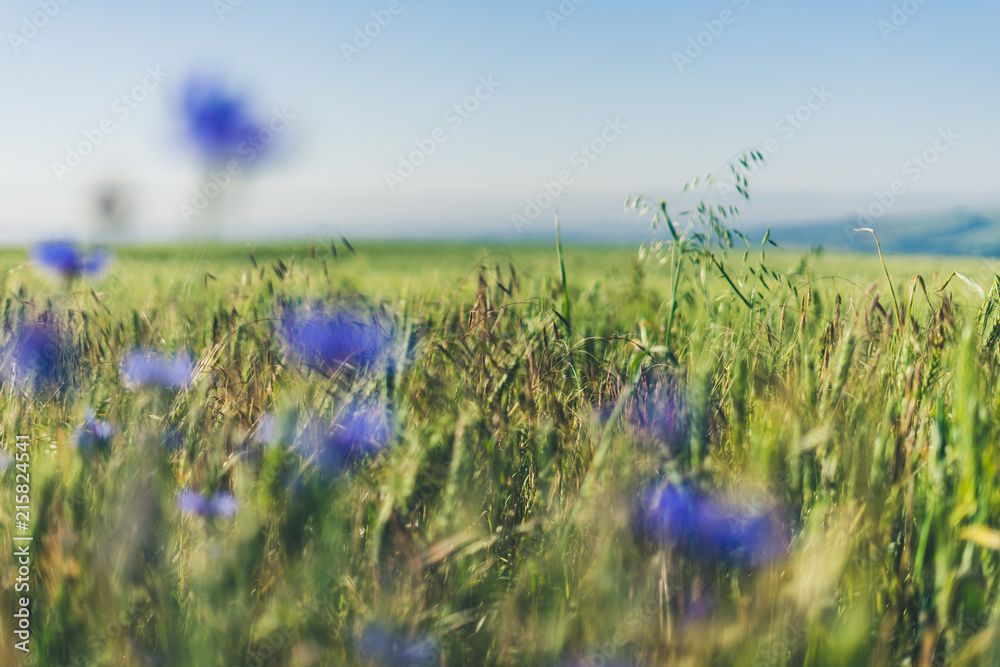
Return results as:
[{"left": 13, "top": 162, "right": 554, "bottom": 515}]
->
[{"left": 0, "top": 240, "right": 998, "bottom": 666}]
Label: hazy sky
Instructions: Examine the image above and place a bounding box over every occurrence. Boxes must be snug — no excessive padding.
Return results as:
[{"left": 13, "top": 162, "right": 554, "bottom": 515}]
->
[{"left": 1, "top": 0, "right": 997, "bottom": 241}]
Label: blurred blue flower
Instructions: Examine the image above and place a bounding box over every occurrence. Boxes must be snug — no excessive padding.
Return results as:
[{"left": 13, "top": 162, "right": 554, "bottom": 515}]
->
[
  {"left": 283, "top": 307, "right": 389, "bottom": 372},
  {"left": 0, "top": 451, "right": 10, "bottom": 474},
  {"left": 2, "top": 319, "right": 69, "bottom": 391},
  {"left": 120, "top": 350, "right": 196, "bottom": 390},
  {"left": 627, "top": 384, "right": 688, "bottom": 456},
  {"left": 73, "top": 409, "right": 114, "bottom": 453},
  {"left": 358, "top": 624, "right": 439, "bottom": 667},
  {"left": 31, "top": 241, "right": 110, "bottom": 281},
  {"left": 253, "top": 413, "right": 280, "bottom": 447},
  {"left": 636, "top": 483, "right": 787, "bottom": 567},
  {"left": 176, "top": 491, "right": 207, "bottom": 516},
  {"left": 209, "top": 493, "right": 239, "bottom": 518},
  {"left": 297, "top": 406, "right": 392, "bottom": 473},
  {"left": 176, "top": 490, "right": 238, "bottom": 519},
  {"left": 182, "top": 77, "right": 265, "bottom": 162}
]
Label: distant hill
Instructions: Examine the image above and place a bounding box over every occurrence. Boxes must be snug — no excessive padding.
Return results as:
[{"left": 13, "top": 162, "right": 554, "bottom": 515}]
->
[{"left": 759, "top": 210, "right": 1000, "bottom": 256}]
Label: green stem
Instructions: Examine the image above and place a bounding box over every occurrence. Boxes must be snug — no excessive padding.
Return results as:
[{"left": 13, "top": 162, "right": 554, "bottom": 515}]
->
[
  {"left": 555, "top": 208, "right": 571, "bottom": 331},
  {"left": 665, "top": 243, "right": 682, "bottom": 351},
  {"left": 855, "top": 227, "right": 901, "bottom": 327},
  {"left": 707, "top": 253, "right": 752, "bottom": 309}
]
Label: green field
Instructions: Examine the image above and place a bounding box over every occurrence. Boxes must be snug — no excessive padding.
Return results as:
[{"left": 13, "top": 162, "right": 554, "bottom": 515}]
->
[{"left": 2, "top": 240, "right": 1000, "bottom": 666}]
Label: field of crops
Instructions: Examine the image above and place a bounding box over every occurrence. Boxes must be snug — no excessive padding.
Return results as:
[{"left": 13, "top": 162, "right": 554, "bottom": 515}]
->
[{"left": 2, "top": 239, "right": 1000, "bottom": 666}]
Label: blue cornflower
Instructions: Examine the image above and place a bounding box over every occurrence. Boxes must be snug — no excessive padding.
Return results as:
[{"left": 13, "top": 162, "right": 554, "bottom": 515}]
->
[
  {"left": 176, "top": 490, "right": 238, "bottom": 519},
  {"left": 283, "top": 307, "right": 389, "bottom": 372},
  {"left": 182, "top": 77, "right": 264, "bottom": 162},
  {"left": 0, "top": 451, "right": 10, "bottom": 474},
  {"left": 73, "top": 409, "right": 114, "bottom": 453},
  {"left": 2, "top": 320, "right": 68, "bottom": 391},
  {"left": 636, "top": 483, "right": 787, "bottom": 567},
  {"left": 31, "top": 241, "right": 110, "bottom": 281},
  {"left": 358, "top": 625, "right": 439, "bottom": 667},
  {"left": 297, "top": 406, "right": 392, "bottom": 473},
  {"left": 120, "top": 350, "right": 196, "bottom": 390}
]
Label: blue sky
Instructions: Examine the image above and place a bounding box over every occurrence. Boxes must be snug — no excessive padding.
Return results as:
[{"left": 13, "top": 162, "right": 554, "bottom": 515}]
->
[{"left": 0, "top": 0, "right": 997, "bottom": 241}]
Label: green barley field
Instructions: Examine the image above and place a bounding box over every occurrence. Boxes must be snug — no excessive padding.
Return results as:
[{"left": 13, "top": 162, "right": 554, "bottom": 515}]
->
[{"left": 3, "top": 239, "right": 1000, "bottom": 666}]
